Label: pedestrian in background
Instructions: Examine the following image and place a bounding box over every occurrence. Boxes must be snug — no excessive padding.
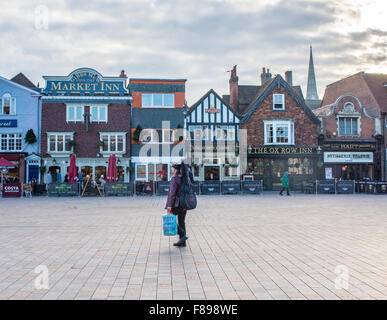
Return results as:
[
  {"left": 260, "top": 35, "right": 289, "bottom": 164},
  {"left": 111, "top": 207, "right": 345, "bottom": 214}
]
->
[
  {"left": 56, "top": 169, "right": 62, "bottom": 183},
  {"left": 280, "top": 171, "right": 290, "bottom": 196}
]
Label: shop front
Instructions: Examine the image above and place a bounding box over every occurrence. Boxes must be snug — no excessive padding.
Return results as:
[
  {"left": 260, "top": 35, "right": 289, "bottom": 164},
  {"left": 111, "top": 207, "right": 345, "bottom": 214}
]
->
[
  {"left": 322, "top": 141, "right": 378, "bottom": 180},
  {"left": 245, "top": 146, "right": 320, "bottom": 190},
  {"left": 0, "top": 153, "right": 25, "bottom": 183}
]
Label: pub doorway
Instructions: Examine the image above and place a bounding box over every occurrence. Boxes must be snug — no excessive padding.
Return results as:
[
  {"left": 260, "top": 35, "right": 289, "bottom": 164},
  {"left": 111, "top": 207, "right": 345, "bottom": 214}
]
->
[{"left": 48, "top": 166, "right": 61, "bottom": 182}]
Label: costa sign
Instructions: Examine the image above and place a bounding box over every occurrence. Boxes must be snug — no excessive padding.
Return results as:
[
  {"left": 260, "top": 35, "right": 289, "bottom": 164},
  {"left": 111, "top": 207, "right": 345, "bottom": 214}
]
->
[
  {"left": 42, "top": 68, "right": 128, "bottom": 96},
  {"left": 2, "top": 183, "right": 21, "bottom": 197}
]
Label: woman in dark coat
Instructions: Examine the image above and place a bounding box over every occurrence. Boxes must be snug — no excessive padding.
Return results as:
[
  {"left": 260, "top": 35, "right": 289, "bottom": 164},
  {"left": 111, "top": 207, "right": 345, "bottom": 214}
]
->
[{"left": 165, "top": 164, "right": 188, "bottom": 247}]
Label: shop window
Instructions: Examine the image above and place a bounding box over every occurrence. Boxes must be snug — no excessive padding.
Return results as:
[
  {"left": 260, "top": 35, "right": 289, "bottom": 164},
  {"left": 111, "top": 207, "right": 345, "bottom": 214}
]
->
[
  {"left": 264, "top": 121, "right": 294, "bottom": 145},
  {"left": 338, "top": 117, "right": 358, "bottom": 136},
  {"left": 224, "top": 165, "right": 238, "bottom": 177},
  {"left": 273, "top": 94, "right": 285, "bottom": 110},
  {"left": 288, "top": 158, "right": 313, "bottom": 175},
  {"left": 66, "top": 105, "right": 84, "bottom": 122},
  {"left": 90, "top": 106, "right": 107, "bottom": 122},
  {"left": 156, "top": 164, "right": 169, "bottom": 181},
  {"left": 95, "top": 166, "right": 106, "bottom": 180},
  {"left": 1, "top": 93, "right": 16, "bottom": 115},
  {"left": 0, "top": 133, "right": 22, "bottom": 151},
  {"left": 142, "top": 93, "right": 174, "bottom": 108},
  {"left": 148, "top": 163, "right": 155, "bottom": 181}
]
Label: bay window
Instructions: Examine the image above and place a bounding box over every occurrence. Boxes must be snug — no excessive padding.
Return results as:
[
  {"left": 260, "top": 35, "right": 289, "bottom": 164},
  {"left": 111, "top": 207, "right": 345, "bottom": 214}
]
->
[{"left": 264, "top": 120, "right": 294, "bottom": 145}]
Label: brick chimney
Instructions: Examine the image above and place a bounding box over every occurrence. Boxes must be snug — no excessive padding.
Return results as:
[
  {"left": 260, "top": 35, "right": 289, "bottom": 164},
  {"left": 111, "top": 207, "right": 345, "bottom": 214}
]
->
[
  {"left": 261, "top": 67, "right": 272, "bottom": 85},
  {"left": 285, "top": 70, "right": 293, "bottom": 86},
  {"left": 120, "top": 70, "right": 127, "bottom": 77},
  {"left": 229, "top": 65, "right": 239, "bottom": 113}
]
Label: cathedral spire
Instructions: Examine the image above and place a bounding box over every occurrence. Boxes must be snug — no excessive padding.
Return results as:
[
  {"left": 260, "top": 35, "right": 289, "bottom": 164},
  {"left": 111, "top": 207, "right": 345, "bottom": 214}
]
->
[{"left": 306, "top": 45, "right": 319, "bottom": 100}]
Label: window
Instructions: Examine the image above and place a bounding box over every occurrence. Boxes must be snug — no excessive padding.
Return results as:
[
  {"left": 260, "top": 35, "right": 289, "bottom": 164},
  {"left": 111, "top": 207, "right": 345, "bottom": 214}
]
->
[
  {"left": 135, "top": 164, "right": 147, "bottom": 181},
  {"left": 264, "top": 120, "right": 294, "bottom": 145},
  {"left": 140, "top": 129, "right": 174, "bottom": 144},
  {"left": 142, "top": 93, "right": 175, "bottom": 108},
  {"left": 339, "top": 117, "right": 358, "bottom": 136},
  {"left": 47, "top": 133, "right": 73, "bottom": 152},
  {"left": 135, "top": 163, "right": 171, "bottom": 181},
  {"left": 99, "top": 133, "right": 126, "bottom": 153},
  {"left": 1, "top": 93, "right": 16, "bottom": 115},
  {"left": 162, "top": 129, "right": 174, "bottom": 144},
  {"left": 66, "top": 105, "right": 84, "bottom": 122},
  {"left": 0, "top": 133, "right": 22, "bottom": 151},
  {"left": 90, "top": 105, "right": 108, "bottom": 122},
  {"left": 273, "top": 94, "right": 285, "bottom": 110}
]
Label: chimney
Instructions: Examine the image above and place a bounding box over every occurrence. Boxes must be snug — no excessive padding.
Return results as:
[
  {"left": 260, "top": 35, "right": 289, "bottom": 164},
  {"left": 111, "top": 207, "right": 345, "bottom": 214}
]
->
[
  {"left": 260, "top": 67, "right": 272, "bottom": 85},
  {"left": 285, "top": 71, "right": 293, "bottom": 86},
  {"left": 120, "top": 70, "right": 126, "bottom": 77},
  {"left": 229, "top": 65, "right": 239, "bottom": 113}
]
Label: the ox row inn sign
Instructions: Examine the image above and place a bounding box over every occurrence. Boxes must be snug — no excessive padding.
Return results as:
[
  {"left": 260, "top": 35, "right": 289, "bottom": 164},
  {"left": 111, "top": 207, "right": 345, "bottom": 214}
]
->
[
  {"left": 248, "top": 146, "right": 317, "bottom": 155},
  {"left": 42, "top": 68, "right": 128, "bottom": 96}
]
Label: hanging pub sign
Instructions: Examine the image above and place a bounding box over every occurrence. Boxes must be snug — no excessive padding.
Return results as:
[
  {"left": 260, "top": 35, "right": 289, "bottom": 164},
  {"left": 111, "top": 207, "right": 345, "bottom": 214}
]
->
[
  {"left": 42, "top": 68, "right": 128, "bottom": 96},
  {"left": 221, "top": 181, "right": 241, "bottom": 194},
  {"left": 201, "top": 181, "right": 220, "bottom": 194},
  {"left": 48, "top": 183, "right": 79, "bottom": 197},
  {"left": 242, "top": 180, "right": 262, "bottom": 194},
  {"left": 316, "top": 180, "right": 336, "bottom": 194},
  {"left": 104, "top": 183, "right": 133, "bottom": 196},
  {"left": 336, "top": 180, "right": 355, "bottom": 194},
  {"left": 248, "top": 146, "right": 317, "bottom": 155},
  {"left": 0, "top": 120, "right": 17, "bottom": 128}
]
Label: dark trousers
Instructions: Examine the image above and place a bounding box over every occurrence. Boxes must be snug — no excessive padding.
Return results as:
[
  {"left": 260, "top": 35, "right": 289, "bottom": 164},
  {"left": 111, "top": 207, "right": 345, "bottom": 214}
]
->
[
  {"left": 280, "top": 187, "right": 290, "bottom": 195},
  {"left": 172, "top": 206, "right": 187, "bottom": 238}
]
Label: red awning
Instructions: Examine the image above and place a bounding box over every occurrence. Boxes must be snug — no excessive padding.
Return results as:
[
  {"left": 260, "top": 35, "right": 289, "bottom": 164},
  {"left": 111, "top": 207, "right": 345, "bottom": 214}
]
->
[{"left": 0, "top": 157, "right": 16, "bottom": 168}]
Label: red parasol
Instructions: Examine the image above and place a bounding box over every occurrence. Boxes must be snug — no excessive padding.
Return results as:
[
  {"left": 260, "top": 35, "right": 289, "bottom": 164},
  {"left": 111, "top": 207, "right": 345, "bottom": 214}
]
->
[
  {"left": 68, "top": 154, "right": 77, "bottom": 183},
  {"left": 107, "top": 154, "right": 118, "bottom": 183},
  {"left": 0, "top": 157, "right": 16, "bottom": 168}
]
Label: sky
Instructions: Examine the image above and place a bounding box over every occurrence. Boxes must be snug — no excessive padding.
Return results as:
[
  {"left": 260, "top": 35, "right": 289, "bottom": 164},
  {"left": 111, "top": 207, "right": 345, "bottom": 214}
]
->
[{"left": 0, "top": 0, "right": 386, "bottom": 104}]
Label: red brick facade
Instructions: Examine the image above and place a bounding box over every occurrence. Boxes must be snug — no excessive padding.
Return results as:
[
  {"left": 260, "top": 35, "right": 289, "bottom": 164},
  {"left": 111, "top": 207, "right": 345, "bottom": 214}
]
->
[{"left": 41, "top": 102, "right": 131, "bottom": 157}]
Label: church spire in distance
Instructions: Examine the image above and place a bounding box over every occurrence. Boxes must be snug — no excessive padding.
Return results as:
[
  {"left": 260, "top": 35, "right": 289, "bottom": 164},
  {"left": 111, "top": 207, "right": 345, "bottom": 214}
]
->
[{"left": 306, "top": 45, "right": 319, "bottom": 100}]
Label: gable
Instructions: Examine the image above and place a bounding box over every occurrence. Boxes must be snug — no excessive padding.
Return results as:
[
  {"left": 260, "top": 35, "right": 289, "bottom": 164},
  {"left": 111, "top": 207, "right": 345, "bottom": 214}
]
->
[
  {"left": 241, "top": 75, "right": 320, "bottom": 124},
  {"left": 188, "top": 89, "right": 240, "bottom": 125}
]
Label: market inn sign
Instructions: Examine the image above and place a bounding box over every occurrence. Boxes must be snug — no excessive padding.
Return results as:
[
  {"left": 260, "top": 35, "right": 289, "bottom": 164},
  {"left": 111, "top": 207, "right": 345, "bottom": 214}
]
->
[
  {"left": 248, "top": 146, "right": 318, "bottom": 155},
  {"left": 42, "top": 68, "right": 128, "bottom": 96}
]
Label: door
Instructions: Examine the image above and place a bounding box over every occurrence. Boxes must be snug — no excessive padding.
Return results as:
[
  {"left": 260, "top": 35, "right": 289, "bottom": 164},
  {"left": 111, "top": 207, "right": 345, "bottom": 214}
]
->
[{"left": 28, "top": 165, "right": 39, "bottom": 182}]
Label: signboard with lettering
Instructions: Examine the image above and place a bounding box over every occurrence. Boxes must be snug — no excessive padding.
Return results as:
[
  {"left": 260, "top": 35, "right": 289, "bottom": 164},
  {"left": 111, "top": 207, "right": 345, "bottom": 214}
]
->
[
  {"left": 0, "top": 120, "right": 17, "bottom": 128},
  {"left": 316, "top": 180, "right": 336, "bottom": 194},
  {"left": 157, "top": 181, "right": 170, "bottom": 195},
  {"left": 323, "top": 143, "right": 375, "bottom": 151},
  {"left": 2, "top": 183, "right": 21, "bottom": 197},
  {"left": 249, "top": 146, "right": 317, "bottom": 155},
  {"left": 42, "top": 68, "right": 128, "bottom": 96},
  {"left": 336, "top": 180, "right": 355, "bottom": 194},
  {"left": 221, "top": 181, "right": 240, "bottom": 194},
  {"left": 104, "top": 182, "right": 133, "bottom": 196},
  {"left": 201, "top": 181, "right": 220, "bottom": 194},
  {"left": 324, "top": 152, "right": 373, "bottom": 163},
  {"left": 48, "top": 183, "right": 79, "bottom": 197},
  {"left": 242, "top": 180, "right": 262, "bottom": 194}
]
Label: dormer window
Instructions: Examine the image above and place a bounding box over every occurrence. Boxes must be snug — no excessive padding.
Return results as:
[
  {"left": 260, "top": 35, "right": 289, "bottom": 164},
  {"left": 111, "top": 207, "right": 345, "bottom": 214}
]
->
[{"left": 273, "top": 94, "right": 285, "bottom": 110}]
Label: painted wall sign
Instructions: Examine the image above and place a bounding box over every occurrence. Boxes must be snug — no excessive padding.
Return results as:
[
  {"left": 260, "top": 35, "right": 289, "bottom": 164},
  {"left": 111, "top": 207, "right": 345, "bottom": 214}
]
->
[
  {"left": 205, "top": 104, "right": 220, "bottom": 113},
  {"left": 324, "top": 143, "right": 375, "bottom": 151},
  {"left": 42, "top": 68, "right": 128, "bottom": 96},
  {"left": 249, "top": 146, "right": 317, "bottom": 155},
  {"left": 324, "top": 152, "right": 373, "bottom": 163},
  {"left": 0, "top": 120, "right": 17, "bottom": 128}
]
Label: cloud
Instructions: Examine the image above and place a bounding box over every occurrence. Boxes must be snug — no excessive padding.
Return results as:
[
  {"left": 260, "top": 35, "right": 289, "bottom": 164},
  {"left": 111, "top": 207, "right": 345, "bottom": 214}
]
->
[{"left": 0, "top": 0, "right": 385, "bottom": 102}]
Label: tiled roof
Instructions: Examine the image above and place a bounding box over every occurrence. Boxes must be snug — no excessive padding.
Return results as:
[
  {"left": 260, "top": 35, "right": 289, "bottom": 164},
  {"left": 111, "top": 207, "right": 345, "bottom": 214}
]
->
[
  {"left": 363, "top": 73, "right": 387, "bottom": 113},
  {"left": 10, "top": 73, "right": 37, "bottom": 88}
]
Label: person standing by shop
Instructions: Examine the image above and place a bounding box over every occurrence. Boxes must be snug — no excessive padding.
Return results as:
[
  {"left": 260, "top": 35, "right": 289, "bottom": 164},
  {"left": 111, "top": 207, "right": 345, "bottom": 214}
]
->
[
  {"left": 165, "top": 164, "right": 188, "bottom": 247},
  {"left": 280, "top": 171, "right": 290, "bottom": 196},
  {"left": 56, "top": 169, "right": 62, "bottom": 183}
]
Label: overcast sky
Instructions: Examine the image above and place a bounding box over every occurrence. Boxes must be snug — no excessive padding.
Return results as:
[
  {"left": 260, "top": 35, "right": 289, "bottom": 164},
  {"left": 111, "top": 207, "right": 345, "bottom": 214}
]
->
[{"left": 0, "top": 0, "right": 385, "bottom": 104}]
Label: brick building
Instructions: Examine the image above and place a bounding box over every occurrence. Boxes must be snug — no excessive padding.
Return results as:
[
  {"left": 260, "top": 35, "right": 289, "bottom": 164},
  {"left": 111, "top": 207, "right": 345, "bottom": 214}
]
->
[
  {"left": 314, "top": 72, "right": 386, "bottom": 180},
  {"left": 129, "top": 78, "right": 186, "bottom": 182},
  {"left": 41, "top": 68, "right": 131, "bottom": 182},
  {"left": 224, "top": 66, "right": 321, "bottom": 190}
]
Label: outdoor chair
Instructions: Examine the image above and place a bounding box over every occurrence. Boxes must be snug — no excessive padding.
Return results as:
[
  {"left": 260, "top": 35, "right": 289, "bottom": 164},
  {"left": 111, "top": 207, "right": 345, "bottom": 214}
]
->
[{"left": 23, "top": 184, "right": 32, "bottom": 198}]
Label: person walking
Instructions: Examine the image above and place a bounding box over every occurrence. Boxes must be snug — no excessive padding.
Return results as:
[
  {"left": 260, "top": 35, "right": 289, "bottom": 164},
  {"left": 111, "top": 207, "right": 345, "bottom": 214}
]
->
[
  {"left": 280, "top": 171, "right": 290, "bottom": 196},
  {"left": 165, "top": 163, "right": 188, "bottom": 247}
]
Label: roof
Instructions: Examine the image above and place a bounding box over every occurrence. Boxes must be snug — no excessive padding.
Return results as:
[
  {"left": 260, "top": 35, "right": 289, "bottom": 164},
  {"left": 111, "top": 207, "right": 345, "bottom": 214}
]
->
[
  {"left": 10, "top": 73, "right": 37, "bottom": 88},
  {"left": 0, "top": 75, "right": 41, "bottom": 96},
  {"left": 240, "top": 75, "right": 320, "bottom": 124},
  {"left": 363, "top": 73, "right": 387, "bottom": 113}
]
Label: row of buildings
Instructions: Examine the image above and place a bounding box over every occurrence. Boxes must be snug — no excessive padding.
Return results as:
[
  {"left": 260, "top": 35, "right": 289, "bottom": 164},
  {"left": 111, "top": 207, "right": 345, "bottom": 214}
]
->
[{"left": 1, "top": 47, "right": 386, "bottom": 190}]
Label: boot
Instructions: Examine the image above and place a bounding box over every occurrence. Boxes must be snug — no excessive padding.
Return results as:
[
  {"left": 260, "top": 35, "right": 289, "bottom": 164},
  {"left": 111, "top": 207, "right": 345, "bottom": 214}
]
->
[{"left": 173, "top": 235, "right": 188, "bottom": 247}]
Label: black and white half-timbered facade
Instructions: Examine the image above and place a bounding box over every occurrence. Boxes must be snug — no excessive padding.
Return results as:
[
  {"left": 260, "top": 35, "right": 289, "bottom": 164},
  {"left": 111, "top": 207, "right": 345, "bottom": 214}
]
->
[{"left": 186, "top": 89, "right": 240, "bottom": 181}]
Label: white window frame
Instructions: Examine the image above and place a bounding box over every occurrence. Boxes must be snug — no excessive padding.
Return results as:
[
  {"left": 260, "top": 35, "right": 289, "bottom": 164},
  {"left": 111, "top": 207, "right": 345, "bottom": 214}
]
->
[
  {"left": 135, "top": 163, "right": 148, "bottom": 181},
  {"left": 264, "top": 120, "right": 294, "bottom": 145},
  {"left": 47, "top": 132, "right": 74, "bottom": 153},
  {"left": 90, "top": 105, "right": 108, "bottom": 123},
  {"left": 1, "top": 93, "right": 16, "bottom": 115},
  {"left": 99, "top": 132, "right": 126, "bottom": 153},
  {"left": 273, "top": 94, "right": 285, "bottom": 110},
  {"left": 0, "top": 133, "right": 22, "bottom": 151},
  {"left": 66, "top": 105, "right": 84, "bottom": 122},
  {"left": 141, "top": 93, "right": 175, "bottom": 108}
]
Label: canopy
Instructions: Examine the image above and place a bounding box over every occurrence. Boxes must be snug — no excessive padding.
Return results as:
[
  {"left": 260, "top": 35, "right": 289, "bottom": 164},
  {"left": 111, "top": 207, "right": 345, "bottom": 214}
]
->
[
  {"left": 0, "top": 157, "right": 16, "bottom": 168},
  {"left": 107, "top": 154, "right": 118, "bottom": 183},
  {"left": 68, "top": 154, "right": 77, "bottom": 183}
]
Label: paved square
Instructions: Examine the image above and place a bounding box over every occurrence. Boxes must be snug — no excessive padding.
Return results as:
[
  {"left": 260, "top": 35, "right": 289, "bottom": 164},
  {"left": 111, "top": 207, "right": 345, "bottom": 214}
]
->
[{"left": 0, "top": 193, "right": 387, "bottom": 300}]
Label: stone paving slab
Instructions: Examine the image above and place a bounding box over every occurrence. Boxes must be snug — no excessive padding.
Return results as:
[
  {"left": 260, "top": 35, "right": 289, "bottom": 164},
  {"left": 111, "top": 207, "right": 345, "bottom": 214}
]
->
[{"left": 0, "top": 194, "right": 387, "bottom": 300}]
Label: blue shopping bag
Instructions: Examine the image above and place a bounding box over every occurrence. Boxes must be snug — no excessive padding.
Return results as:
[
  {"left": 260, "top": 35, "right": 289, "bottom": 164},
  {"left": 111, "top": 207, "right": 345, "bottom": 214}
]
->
[{"left": 163, "top": 213, "right": 178, "bottom": 236}]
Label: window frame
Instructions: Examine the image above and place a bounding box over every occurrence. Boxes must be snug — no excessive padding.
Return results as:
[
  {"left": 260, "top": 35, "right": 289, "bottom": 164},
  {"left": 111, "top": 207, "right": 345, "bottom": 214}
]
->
[
  {"left": 0, "top": 133, "right": 22, "bottom": 151},
  {"left": 1, "top": 93, "right": 16, "bottom": 115},
  {"left": 273, "top": 94, "right": 285, "bottom": 111},
  {"left": 141, "top": 93, "right": 175, "bottom": 108},
  {"left": 90, "top": 105, "right": 108, "bottom": 123},
  {"left": 47, "top": 132, "right": 74, "bottom": 153},
  {"left": 66, "top": 105, "right": 84, "bottom": 122},
  {"left": 263, "top": 120, "right": 294, "bottom": 145},
  {"left": 99, "top": 132, "right": 126, "bottom": 153},
  {"left": 338, "top": 116, "right": 359, "bottom": 137}
]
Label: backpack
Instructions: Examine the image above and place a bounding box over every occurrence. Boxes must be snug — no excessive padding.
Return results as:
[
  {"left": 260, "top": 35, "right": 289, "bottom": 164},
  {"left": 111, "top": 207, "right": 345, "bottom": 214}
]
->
[{"left": 178, "top": 164, "right": 197, "bottom": 210}]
